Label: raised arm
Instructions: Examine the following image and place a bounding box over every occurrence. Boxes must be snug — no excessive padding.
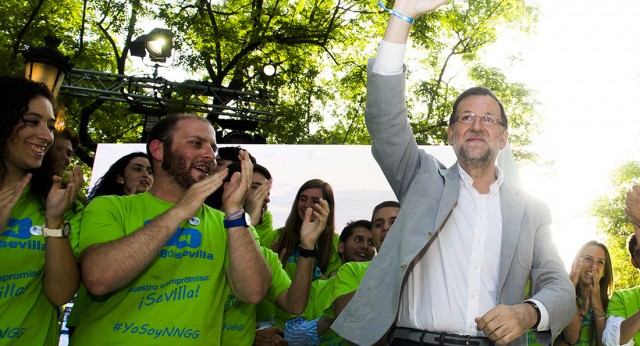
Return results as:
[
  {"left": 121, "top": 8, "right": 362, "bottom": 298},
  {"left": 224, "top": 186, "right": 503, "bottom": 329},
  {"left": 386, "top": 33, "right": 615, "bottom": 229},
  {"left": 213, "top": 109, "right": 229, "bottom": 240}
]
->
[
  {"left": 223, "top": 151, "right": 271, "bottom": 304},
  {"left": 43, "top": 165, "right": 83, "bottom": 305},
  {"left": 367, "top": 0, "right": 450, "bottom": 200},
  {"left": 276, "top": 199, "right": 329, "bottom": 314},
  {"left": 80, "top": 169, "right": 228, "bottom": 296}
]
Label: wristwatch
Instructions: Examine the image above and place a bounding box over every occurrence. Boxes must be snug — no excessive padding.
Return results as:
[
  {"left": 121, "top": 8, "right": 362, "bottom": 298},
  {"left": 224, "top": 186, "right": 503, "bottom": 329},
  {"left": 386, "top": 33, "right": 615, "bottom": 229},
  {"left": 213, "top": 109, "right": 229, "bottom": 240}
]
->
[
  {"left": 523, "top": 300, "right": 541, "bottom": 330},
  {"left": 223, "top": 211, "right": 251, "bottom": 229},
  {"left": 42, "top": 221, "right": 71, "bottom": 238}
]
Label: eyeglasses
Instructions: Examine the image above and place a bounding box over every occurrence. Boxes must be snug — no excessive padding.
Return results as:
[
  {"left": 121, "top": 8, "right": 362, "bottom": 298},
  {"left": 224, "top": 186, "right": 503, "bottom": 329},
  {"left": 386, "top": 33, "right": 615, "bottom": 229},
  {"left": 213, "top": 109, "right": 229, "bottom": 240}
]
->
[{"left": 455, "top": 113, "right": 503, "bottom": 127}]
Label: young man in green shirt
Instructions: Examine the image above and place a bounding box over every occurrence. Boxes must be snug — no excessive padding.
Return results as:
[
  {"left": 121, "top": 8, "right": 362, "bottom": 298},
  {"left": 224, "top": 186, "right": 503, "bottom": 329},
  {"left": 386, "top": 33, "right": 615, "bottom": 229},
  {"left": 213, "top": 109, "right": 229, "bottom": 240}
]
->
[
  {"left": 602, "top": 186, "right": 640, "bottom": 346},
  {"left": 603, "top": 236, "right": 640, "bottom": 346},
  {"left": 73, "top": 114, "right": 271, "bottom": 345}
]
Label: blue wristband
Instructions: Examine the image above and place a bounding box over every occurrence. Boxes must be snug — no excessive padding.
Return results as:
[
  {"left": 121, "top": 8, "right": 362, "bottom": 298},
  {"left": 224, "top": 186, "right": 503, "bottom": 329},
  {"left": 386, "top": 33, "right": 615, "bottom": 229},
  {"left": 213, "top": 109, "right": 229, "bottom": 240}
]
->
[{"left": 378, "top": 1, "right": 414, "bottom": 24}]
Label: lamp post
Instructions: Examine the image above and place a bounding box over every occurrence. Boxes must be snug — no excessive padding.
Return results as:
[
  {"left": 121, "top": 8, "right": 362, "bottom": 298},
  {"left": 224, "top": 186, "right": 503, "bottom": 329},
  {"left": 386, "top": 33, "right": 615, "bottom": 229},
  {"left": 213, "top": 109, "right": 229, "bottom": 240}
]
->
[{"left": 23, "top": 36, "right": 72, "bottom": 97}]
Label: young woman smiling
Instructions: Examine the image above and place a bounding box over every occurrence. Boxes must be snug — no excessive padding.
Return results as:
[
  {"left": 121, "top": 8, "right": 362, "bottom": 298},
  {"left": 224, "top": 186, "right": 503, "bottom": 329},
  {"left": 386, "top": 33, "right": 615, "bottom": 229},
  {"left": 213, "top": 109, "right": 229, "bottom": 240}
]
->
[{"left": 0, "top": 76, "right": 83, "bottom": 345}]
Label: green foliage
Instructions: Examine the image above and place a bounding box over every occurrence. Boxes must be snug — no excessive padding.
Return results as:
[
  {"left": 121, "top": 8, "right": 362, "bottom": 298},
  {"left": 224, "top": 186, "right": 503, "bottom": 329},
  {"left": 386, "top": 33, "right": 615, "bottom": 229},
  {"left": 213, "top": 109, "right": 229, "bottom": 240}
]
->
[
  {"left": 468, "top": 65, "right": 540, "bottom": 161},
  {"left": 0, "top": 0, "right": 83, "bottom": 73},
  {"left": 407, "top": 0, "right": 540, "bottom": 162},
  {"left": 1, "top": 0, "right": 541, "bottom": 168},
  {"left": 591, "top": 161, "right": 640, "bottom": 290}
]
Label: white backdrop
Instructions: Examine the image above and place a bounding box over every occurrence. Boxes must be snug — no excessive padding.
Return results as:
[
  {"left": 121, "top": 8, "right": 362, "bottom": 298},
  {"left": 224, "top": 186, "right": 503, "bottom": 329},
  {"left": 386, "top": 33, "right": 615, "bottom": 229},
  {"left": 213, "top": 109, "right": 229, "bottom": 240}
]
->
[{"left": 90, "top": 143, "right": 457, "bottom": 231}]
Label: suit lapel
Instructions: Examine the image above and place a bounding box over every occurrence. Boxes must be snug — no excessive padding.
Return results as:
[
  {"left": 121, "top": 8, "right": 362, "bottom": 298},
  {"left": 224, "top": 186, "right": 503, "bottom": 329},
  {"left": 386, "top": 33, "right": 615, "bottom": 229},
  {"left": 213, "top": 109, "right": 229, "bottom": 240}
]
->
[
  {"left": 497, "top": 182, "right": 525, "bottom": 294},
  {"left": 435, "top": 164, "right": 460, "bottom": 230}
]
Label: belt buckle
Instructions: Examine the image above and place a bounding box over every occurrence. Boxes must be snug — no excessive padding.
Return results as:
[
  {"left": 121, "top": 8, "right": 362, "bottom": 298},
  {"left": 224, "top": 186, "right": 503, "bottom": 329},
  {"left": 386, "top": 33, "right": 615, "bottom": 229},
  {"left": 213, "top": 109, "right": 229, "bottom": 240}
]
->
[{"left": 438, "top": 333, "right": 476, "bottom": 346}]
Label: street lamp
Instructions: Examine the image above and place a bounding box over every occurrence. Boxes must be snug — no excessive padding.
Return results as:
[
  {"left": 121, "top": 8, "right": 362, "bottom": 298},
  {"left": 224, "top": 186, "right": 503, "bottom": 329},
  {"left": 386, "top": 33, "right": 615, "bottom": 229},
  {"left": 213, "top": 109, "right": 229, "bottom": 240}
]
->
[
  {"left": 23, "top": 36, "right": 72, "bottom": 97},
  {"left": 130, "top": 28, "right": 174, "bottom": 63}
]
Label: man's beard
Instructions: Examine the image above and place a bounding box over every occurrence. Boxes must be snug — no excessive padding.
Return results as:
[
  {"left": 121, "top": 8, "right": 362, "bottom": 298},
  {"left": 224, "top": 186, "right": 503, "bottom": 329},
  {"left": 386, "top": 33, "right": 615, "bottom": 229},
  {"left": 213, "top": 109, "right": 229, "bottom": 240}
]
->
[
  {"left": 451, "top": 131, "right": 497, "bottom": 167},
  {"left": 456, "top": 144, "right": 495, "bottom": 167},
  {"left": 162, "top": 146, "right": 196, "bottom": 190}
]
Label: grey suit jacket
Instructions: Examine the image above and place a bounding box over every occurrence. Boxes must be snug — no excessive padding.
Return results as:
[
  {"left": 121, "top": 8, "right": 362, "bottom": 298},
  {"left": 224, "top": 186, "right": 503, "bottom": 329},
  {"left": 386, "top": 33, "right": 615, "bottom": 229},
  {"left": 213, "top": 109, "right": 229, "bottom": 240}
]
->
[{"left": 331, "top": 61, "right": 575, "bottom": 345}]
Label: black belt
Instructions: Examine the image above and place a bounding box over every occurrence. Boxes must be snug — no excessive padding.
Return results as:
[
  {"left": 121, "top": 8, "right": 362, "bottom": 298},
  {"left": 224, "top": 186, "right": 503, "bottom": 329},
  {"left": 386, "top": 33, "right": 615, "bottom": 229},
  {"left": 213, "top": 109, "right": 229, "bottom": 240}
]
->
[{"left": 391, "top": 327, "right": 494, "bottom": 346}]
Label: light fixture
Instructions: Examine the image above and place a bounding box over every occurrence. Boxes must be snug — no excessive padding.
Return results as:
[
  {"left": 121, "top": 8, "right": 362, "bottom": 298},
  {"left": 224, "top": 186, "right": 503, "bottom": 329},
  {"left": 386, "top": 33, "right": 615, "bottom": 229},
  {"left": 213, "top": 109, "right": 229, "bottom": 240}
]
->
[
  {"left": 130, "top": 28, "right": 174, "bottom": 63},
  {"left": 23, "top": 36, "right": 72, "bottom": 97},
  {"left": 263, "top": 64, "right": 276, "bottom": 77}
]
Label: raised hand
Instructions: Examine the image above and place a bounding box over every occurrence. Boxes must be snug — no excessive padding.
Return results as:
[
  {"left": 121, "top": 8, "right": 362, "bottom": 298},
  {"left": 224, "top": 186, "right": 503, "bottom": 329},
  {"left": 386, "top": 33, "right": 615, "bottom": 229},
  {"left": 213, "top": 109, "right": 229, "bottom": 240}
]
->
[
  {"left": 476, "top": 304, "right": 535, "bottom": 345},
  {"left": 569, "top": 255, "right": 586, "bottom": 287},
  {"left": 390, "top": 0, "right": 449, "bottom": 20},
  {"left": 221, "top": 150, "right": 253, "bottom": 214},
  {"left": 0, "top": 173, "right": 32, "bottom": 229},
  {"left": 626, "top": 184, "right": 640, "bottom": 226},
  {"left": 45, "top": 166, "right": 83, "bottom": 226},
  {"left": 299, "top": 198, "right": 329, "bottom": 249},
  {"left": 635, "top": 224, "right": 640, "bottom": 252},
  {"left": 245, "top": 176, "right": 271, "bottom": 226},
  {"left": 589, "top": 266, "right": 605, "bottom": 319},
  {"left": 174, "top": 168, "right": 228, "bottom": 221},
  {"left": 382, "top": 0, "right": 449, "bottom": 45}
]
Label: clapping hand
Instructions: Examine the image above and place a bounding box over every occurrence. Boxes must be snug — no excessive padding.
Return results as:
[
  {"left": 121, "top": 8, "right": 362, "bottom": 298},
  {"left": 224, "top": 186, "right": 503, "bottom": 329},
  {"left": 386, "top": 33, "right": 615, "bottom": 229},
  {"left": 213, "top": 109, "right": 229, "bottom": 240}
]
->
[
  {"left": 0, "top": 173, "right": 31, "bottom": 229},
  {"left": 244, "top": 176, "right": 271, "bottom": 226},
  {"left": 175, "top": 168, "right": 228, "bottom": 221},
  {"left": 299, "top": 198, "right": 329, "bottom": 249},
  {"left": 626, "top": 184, "right": 640, "bottom": 226},
  {"left": 589, "top": 266, "right": 605, "bottom": 319},
  {"left": 45, "top": 166, "right": 83, "bottom": 226},
  {"left": 221, "top": 150, "right": 253, "bottom": 214},
  {"left": 569, "top": 255, "right": 586, "bottom": 287}
]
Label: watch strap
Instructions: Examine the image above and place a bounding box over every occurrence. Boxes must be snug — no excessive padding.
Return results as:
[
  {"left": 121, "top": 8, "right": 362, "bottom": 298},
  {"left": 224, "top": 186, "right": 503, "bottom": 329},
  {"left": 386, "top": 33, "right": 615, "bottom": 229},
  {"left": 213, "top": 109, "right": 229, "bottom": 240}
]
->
[
  {"left": 524, "top": 300, "right": 541, "bottom": 330},
  {"left": 223, "top": 213, "right": 249, "bottom": 228},
  {"left": 298, "top": 244, "right": 318, "bottom": 258},
  {"left": 42, "top": 222, "right": 70, "bottom": 238}
]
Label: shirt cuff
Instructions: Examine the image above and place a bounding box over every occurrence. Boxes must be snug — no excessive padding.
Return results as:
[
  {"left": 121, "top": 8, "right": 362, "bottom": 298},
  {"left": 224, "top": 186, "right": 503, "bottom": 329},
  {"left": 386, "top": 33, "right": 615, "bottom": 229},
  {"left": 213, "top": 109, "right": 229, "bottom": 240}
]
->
[
  {"left": 526, "top": 299, "right": 550, "bottom": 331},
  {"left": 371, "top": 40, "right": 406, "bottom": 76},
  {"left": 603, "top": 315, "right": 635, "bottom": 346}
]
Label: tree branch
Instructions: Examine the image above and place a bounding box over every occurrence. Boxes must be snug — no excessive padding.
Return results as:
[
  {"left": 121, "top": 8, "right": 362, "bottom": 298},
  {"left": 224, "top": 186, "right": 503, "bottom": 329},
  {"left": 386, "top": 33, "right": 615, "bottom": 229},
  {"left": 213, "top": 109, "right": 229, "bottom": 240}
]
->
[{"left": 11, "top": 0, "right": 45, "bottom": 61}]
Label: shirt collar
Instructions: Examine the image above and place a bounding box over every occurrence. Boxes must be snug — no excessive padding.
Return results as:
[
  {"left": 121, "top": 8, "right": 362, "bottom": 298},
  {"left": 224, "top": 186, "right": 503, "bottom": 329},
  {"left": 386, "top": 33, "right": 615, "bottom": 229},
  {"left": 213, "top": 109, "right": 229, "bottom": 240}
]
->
[{"left": 457, "top": 164, "right": 504, "bottom": 195}]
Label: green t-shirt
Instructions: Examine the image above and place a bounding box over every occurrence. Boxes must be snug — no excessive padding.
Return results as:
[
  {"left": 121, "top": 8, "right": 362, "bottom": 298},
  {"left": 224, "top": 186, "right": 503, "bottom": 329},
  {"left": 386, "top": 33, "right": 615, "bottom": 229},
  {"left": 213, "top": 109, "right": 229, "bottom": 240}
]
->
[
  {"left": 607, "top": 286, "right": 640, "bottom": 345},
  {"left": 221, "top": 246, "right": 291, "bottom": 345},
  {"left": 254, "top": 210, "right": 273, "bottom": 242},
  {"left": 259, "top": 230, "right": 342, "bottom": 328},
  {"left": 71, "top": 192, "right": 230, "bottom": 345},
  {"left": 303, "top": 276, "right": 340, "bottom": 345},
  {"left": 332, "top": 261, "right": 369, "bottom": 303},
  {"left": 312, "top": 261, "right": 369, "bottom": 346},
  {"left": 0, "top": 186, "right": 81, "bottom": 346}
]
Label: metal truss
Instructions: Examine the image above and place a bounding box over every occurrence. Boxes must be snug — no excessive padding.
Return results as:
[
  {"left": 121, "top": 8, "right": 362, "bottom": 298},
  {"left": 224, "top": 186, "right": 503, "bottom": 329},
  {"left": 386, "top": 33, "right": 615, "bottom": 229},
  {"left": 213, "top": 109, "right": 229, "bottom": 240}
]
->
[{"left": 60, "top": 68, "right": 275, "bottom": 123}]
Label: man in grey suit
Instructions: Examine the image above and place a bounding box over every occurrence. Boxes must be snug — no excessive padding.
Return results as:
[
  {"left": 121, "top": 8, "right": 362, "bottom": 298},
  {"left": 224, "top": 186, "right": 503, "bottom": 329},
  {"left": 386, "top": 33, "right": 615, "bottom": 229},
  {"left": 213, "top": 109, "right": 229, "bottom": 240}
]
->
[{"left": 331, "top": 1, "right": 575, "bottom": 345}]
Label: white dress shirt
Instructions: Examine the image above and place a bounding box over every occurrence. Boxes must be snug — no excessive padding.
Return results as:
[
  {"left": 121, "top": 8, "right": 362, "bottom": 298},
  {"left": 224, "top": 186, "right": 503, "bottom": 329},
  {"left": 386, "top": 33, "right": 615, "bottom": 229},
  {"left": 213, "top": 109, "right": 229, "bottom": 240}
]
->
[{"left": 397, "top": 165, "right": 504, "bottom": 335}]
